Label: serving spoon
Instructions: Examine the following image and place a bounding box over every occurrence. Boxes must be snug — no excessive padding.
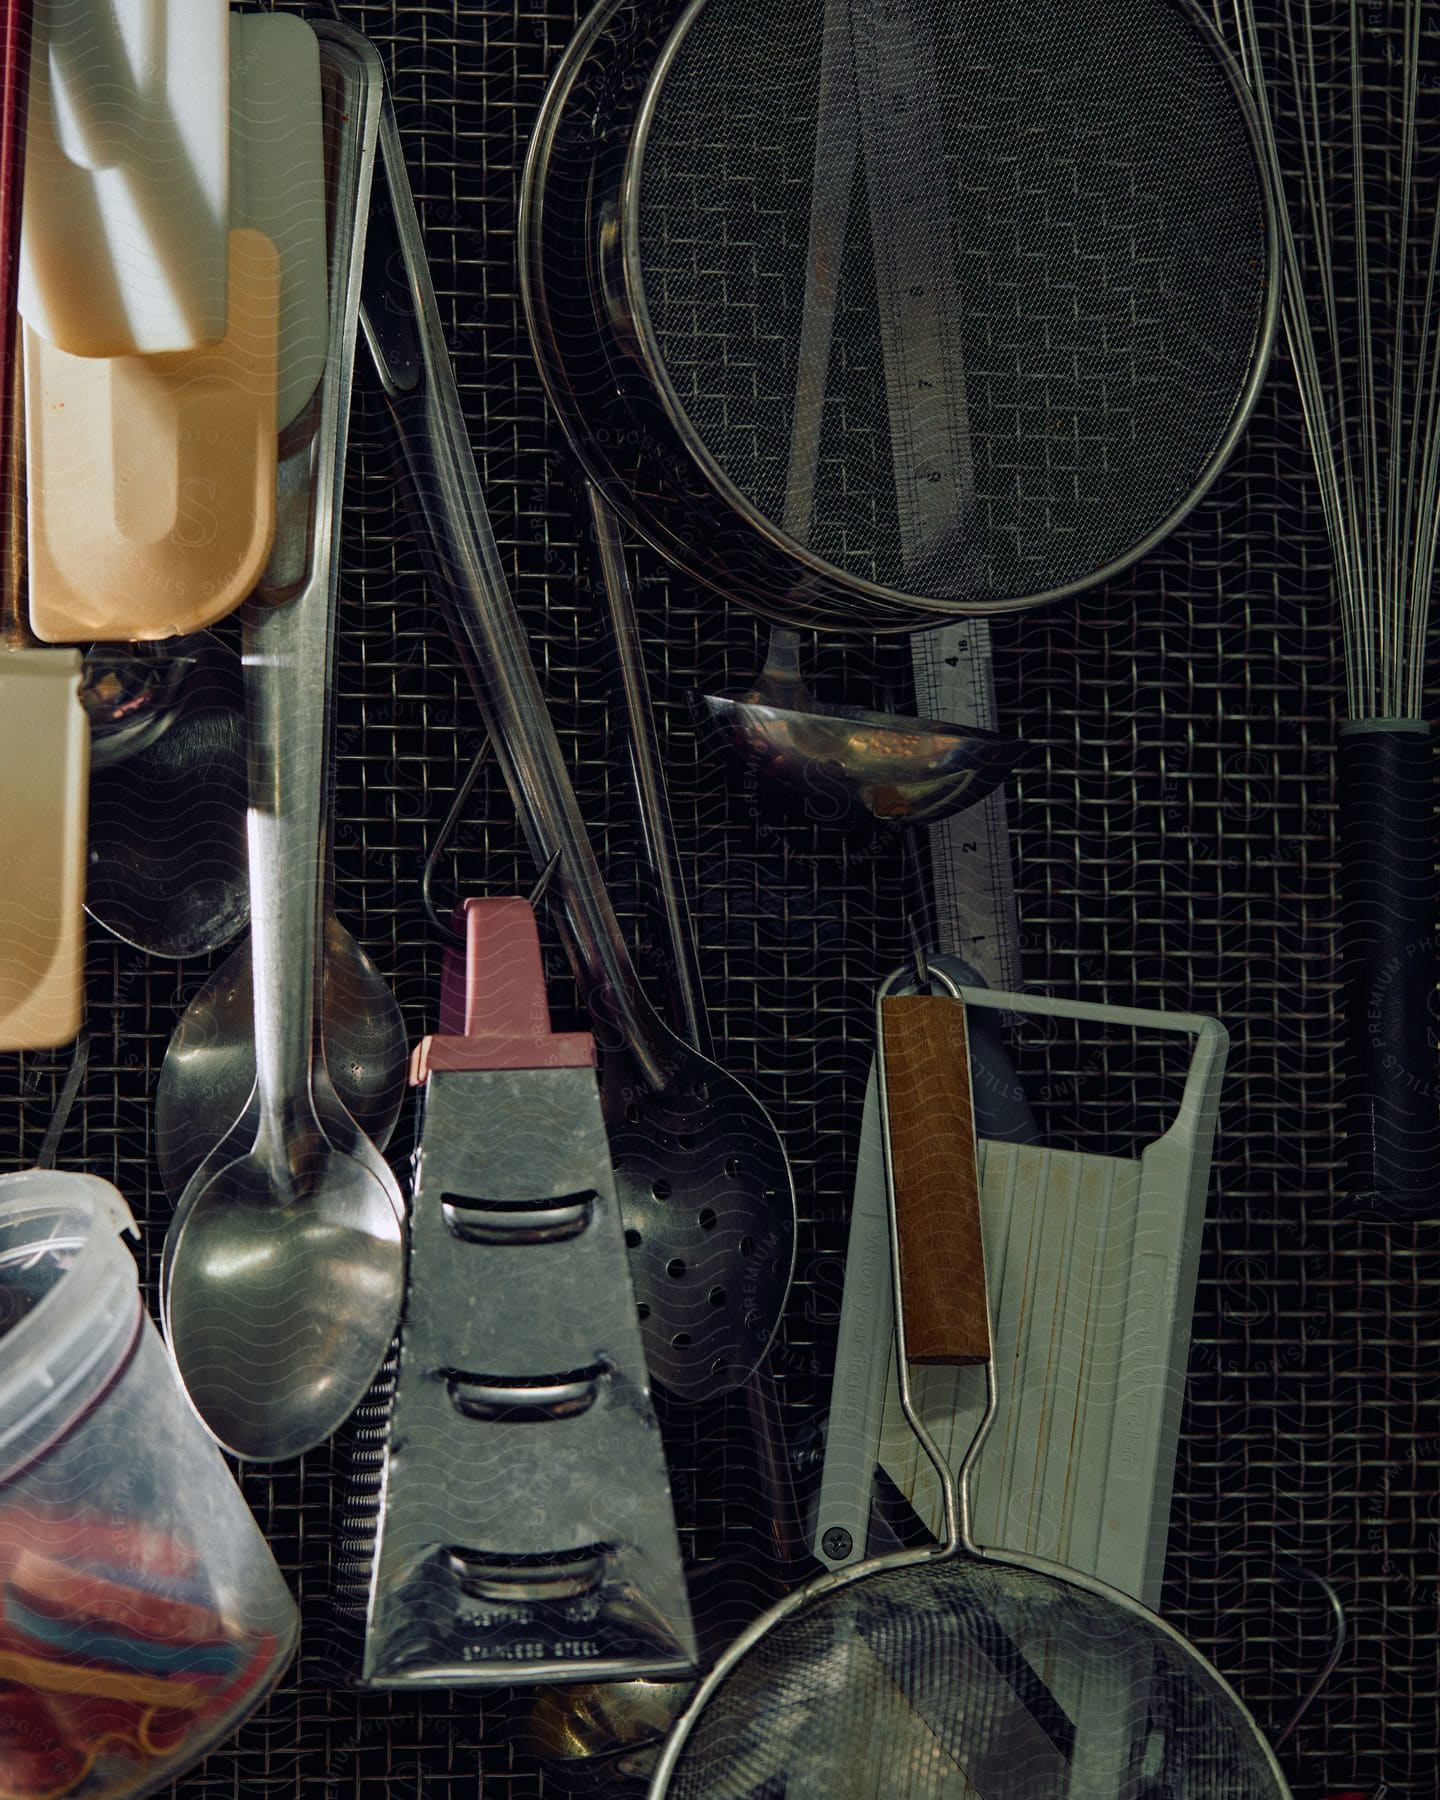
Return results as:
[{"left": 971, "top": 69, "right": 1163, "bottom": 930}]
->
[
  {"left": 355, "top": 47, "right": 795, "bottom": 1403},
  {"left": 159, "top": 29, "right": 403, "bottom": 1461}
]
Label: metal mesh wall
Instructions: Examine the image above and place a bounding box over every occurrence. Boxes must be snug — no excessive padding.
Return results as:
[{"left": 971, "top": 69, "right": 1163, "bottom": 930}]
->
[{"left": 0, "top": 3, "right": 1434, "bottom": 1797}]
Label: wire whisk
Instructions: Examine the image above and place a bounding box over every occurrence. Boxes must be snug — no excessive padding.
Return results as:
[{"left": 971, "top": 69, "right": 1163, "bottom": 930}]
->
[{"left": 1221, "top": 0, "right": 1440, "bottom": 1207}]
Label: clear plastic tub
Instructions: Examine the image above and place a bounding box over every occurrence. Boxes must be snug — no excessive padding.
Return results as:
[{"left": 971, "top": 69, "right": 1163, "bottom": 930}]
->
[{"left": 0, "top": 1170, "right": 298, "bottom": 1799}]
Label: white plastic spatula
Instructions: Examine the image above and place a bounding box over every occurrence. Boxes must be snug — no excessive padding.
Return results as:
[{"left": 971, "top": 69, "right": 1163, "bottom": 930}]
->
[
  {"left": 23, "top": 225, "right": 280, "bottom": 642},
  {"left": 18, "top": 0, "right": 230, "bottom": 357},
  {"left": 230, "top": 11, "right": 328, "bottom": 429},
  {"left": 21, "top": 12, "right": 326, "bottom": 640}
]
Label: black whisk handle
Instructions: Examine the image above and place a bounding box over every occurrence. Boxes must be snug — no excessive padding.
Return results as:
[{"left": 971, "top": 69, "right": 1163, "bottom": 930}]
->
[{"left": 1337, "top": 721, "right": 1440, "bottom": 1211}]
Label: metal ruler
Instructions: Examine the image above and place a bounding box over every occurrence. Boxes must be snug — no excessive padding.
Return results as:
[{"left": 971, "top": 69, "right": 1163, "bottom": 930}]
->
[
  {"left": 911, "top": 619, "right": 1022, "bottom": 991},
  {"left": 846, "top": 0, "right": 1023, "bottom": 990}
]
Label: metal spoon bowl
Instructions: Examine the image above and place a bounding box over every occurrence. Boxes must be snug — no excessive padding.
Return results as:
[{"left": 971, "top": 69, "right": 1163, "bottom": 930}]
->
[
  {"left": 157, "top": 929, "right": 405, "bottom": 1356},
  {"left": 154, "top": 914, "right": 407, "bottom": 1203},
  {"left": 697, "top": 684, "right": 1025, "bottom": 828},
  {"left": 85, "top": 633, "right": 250, "bottom": 958},
  {"left": 165, "top": 1137, "right": 405, "bottom": 1461}
]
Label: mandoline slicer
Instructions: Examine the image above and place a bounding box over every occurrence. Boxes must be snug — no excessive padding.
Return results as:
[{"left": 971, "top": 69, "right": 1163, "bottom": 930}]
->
[
  {"left": 362, "top": 895, "right": 695, "bottom": 1688},
  {"left": 816, "top": 985, "right": 1227, "bottom": 1611}
]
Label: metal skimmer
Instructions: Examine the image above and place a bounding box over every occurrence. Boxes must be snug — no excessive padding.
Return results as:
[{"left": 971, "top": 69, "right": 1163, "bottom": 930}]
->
[{"left": 352, "top": 43, "right": 797, "bottom": 1402}]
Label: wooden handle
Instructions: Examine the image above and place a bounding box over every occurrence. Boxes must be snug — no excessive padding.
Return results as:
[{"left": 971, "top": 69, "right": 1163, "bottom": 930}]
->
[{"left": 880, "top": 993, "right": 989, "bottom": 1366}]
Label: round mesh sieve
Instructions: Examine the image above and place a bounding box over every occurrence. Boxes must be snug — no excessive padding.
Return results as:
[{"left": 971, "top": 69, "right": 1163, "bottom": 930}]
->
[
  {"left": 631, "top": 0, "right": 1274, "bottom": 612},
  {"left": 657, "top": 1553, "right": 1289, "bottom": 1797}
]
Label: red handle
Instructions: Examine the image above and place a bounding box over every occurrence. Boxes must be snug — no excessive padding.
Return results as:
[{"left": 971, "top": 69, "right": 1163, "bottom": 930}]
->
[
  {"left": 0, "top": 0, "right": 33, "bottom": 602},
  {"left": 410, "top": 897, "right": 595, "bottom": 1079}
]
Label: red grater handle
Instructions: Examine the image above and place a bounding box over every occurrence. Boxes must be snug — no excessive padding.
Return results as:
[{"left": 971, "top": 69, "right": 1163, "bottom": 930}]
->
[{"left": 411, "top": 897, "right": 594, "bottom": 1080}]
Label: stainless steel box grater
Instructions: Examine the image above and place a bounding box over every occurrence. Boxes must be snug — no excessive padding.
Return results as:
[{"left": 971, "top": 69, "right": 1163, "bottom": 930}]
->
[{"left": 361, "top": 897, "right": 695, "bottom": 1687}]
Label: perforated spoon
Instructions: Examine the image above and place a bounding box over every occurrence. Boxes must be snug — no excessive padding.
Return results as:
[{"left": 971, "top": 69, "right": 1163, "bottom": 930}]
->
[{"left": 353, "top": 49, "right": 795, "bottom": 1402}]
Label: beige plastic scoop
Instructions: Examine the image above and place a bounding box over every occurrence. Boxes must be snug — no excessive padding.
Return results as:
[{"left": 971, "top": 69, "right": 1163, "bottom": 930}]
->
[
  {"left": 1, "top": 388, "right": 88, "bottom": 1052},
  {"left": 23, "top": 226, "right": 279, "bottom": 642}
]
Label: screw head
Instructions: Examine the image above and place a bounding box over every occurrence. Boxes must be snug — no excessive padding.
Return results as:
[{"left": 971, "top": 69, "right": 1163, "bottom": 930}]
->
[{"left": 821, "top": 1527, "right": 853, "bottom": 1561}]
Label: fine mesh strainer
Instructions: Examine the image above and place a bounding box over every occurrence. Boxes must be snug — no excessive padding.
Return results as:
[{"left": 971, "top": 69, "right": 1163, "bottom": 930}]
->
[
  {"left": 522, "top": 0, "right": 1278, "bottom": 631},
  {"left": 649, "top": 976, "right": 1293, "bottom": 1799}
]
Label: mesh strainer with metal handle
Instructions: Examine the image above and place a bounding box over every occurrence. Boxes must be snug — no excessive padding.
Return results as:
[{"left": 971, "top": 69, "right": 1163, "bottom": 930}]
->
[{"left": 650, "top": 974, "right": 1292, "bottom": 1798}]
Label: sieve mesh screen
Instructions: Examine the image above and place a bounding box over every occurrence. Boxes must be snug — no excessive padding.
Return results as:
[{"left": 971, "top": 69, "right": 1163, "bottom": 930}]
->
[
  {"left": 635, "top": 0, "right": 1272, "bottom": 607},
  {"left": 661, "top": 1553, "right": 1287, "bottom": 1798}
]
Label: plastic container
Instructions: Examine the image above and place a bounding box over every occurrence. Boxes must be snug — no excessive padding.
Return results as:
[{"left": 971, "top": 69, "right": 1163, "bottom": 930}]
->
[{"left": 0, "top": 1170, "right": 298, "bottom": 1799}]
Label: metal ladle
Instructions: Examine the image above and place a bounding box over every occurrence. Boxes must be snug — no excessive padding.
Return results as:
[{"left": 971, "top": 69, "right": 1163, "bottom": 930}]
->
[
  {"left": 698, "top": 624, "right": 1022, "bottom": 829},
  {"left": 694, "top": 0, "right": 1022, "bottom": 833},
  {"left": 357, "top": 60, "right": 795, "bottom": 1404},
  {"left": 158, "top": 32, "right": 405, "bottom": 1461}
]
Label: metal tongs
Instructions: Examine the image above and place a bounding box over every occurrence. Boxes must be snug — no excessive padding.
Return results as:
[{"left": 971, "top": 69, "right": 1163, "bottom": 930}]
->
[
  {"left": 351, "top": 78, "right": 651, "bottom": 1045},
  {"left": 337, "top": 15, "right": 796, "bottom": 1406}
]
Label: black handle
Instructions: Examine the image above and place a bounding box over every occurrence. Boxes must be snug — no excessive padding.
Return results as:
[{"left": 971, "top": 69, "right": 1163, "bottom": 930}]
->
[{"left": 1336, "top": 722, "right": 1440, "bottom": 1211}]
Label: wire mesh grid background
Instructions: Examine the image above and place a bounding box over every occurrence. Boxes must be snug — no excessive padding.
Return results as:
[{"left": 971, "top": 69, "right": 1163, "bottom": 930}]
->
[{"left": 1, "top": 1, "right": 1436, "bottom": 1795}]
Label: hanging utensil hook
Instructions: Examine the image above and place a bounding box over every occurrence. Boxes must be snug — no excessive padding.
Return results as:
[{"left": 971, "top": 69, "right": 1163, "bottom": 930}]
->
[
  {"left": 422, "top": 734, "right": 563, "bottom": 936},
  {"left": 1272, "top": 1558, "right": 1348, "bottom": 1750},
  {"left": 421, "top": 736, "right": 493, "bottom": 938}
]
